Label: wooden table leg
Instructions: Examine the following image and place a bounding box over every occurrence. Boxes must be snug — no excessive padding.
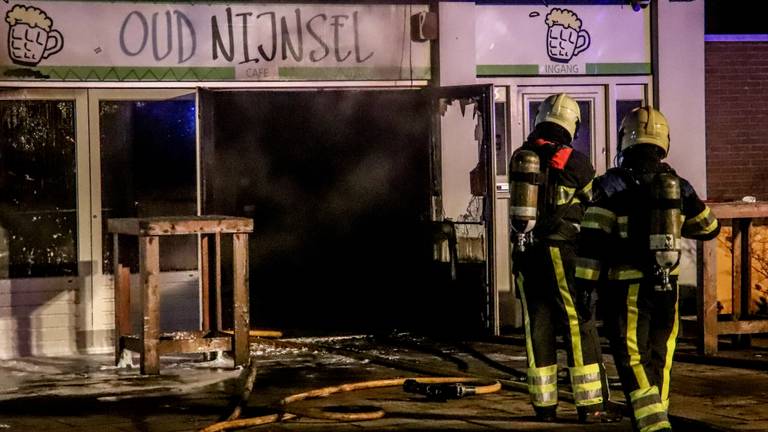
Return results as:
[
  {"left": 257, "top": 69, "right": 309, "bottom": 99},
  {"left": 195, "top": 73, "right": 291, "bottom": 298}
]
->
[
  {"left": 140, "top": 235, "right": 161, "bottom": 374},
  {"left": 700, "top": 239, "right": 719, "bottom": 356},
  {"left": 233, "top": 233, "right": 250, "bottom": 367}
]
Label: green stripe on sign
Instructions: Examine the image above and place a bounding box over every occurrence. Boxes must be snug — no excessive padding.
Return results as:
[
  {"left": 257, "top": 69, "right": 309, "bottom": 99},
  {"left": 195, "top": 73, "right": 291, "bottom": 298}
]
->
[
  {"left": 5, "top": 66, "right": 236, "bottom": 81},
  {"left": 279, "top": 67, "right": 431, "bottom": 80},
  {"left": 586, "top": 63, "right": 651, "bottom": 75},
  {"left": 477, "top": 64, "right": 539, "bottom": 76}
]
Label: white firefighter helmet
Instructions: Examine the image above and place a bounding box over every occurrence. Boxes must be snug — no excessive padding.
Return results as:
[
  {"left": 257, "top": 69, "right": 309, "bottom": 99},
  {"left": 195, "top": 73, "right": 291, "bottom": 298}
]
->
[{"left": 534, "top": 93, "right": 581, "bottom": 141}]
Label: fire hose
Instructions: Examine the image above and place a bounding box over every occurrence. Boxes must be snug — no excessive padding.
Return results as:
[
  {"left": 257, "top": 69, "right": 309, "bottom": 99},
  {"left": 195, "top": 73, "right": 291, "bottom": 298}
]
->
[{"left": 199, "top": 369, "right": 500, "bottom": 432}]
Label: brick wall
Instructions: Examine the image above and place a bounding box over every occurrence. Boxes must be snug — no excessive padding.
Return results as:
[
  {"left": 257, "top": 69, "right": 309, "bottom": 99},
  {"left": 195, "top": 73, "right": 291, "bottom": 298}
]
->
[{"left": 706, "top": 42, "right": 768, "bottom": 201}]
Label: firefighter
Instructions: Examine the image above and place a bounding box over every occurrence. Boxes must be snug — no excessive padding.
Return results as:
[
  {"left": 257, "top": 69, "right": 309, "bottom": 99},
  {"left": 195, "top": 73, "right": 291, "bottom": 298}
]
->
[
  {"left": 576, "top": 106, "right": 720, "bottom": 432},
  {"left": 510, "top": 93, "right": 610, "bottom": 423}
]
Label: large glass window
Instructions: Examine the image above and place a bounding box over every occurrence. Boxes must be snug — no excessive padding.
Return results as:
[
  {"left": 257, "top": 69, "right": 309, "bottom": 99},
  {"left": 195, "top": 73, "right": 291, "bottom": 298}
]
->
[
  {"left": 99, "top": 98, "right": 197, "bottom": 273},
  {"left": 495, "top": 101, "right": 508, "bottom": 176},
  {"left": 0, "top": 100, "right": 77, "bottom": 278}
]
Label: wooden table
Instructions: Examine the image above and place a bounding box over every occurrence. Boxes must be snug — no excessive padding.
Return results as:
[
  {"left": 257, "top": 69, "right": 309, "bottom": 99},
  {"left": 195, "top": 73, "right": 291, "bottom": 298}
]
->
[
  {"left": 108, "top": 216, "right": 253, "bottom": 374},
  {"left": 700, "top": 202, "right": 768, "bottom": 355}
]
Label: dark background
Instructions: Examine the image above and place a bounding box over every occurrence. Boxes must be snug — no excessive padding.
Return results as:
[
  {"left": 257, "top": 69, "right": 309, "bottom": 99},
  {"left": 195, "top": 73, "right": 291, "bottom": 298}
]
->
[{"left": 201, "top": 90, "right": 487, "bottom": 335}]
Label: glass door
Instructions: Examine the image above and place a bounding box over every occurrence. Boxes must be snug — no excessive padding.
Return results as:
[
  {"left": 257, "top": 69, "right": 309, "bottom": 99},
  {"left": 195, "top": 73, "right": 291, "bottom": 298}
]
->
[
  {"left": 516, "top": 85, "right": 607, "bottom": 174},
  {"left": 0, "top": 88, "right": 89, "bottom": 356},
  {"left": 88, "top": 89, "right": 199, "bottom": 333},
  {"left": 428, "top": 84, "right": 498, "bottom": 334}
]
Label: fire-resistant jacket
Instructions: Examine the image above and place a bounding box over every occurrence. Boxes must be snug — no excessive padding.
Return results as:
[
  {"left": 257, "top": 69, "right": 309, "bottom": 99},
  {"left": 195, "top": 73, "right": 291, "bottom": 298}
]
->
[{"left": 575, "top": 163, "right": 720, "bottom": 287}]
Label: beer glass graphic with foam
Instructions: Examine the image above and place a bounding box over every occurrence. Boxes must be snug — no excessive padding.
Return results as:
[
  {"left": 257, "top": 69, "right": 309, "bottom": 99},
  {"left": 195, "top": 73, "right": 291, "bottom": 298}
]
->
[
  {"left": 545, "top": 9, "right": 590, "bottom": 63},
  {"left": 5, "top": 5, "right": 63, "bottom": 67}
]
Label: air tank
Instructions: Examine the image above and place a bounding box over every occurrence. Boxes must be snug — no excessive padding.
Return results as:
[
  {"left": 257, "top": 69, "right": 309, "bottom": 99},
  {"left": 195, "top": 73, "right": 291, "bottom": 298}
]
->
[
  {"left": 508, "top": 150, "right": 540, "bottom": 251},
  {"left": 649, "top": 172, "right": 682, "bottom": 290}
]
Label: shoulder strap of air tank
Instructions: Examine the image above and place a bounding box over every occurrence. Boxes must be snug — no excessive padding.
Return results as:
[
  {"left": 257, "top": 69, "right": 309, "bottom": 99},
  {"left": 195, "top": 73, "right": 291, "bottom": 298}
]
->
[{"left": 596, "top": 167, "right": 631, "bottom": 199}]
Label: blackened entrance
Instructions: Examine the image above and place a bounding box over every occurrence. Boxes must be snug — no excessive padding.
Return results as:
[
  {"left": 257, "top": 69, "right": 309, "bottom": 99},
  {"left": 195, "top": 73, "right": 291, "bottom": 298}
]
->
[{"left": 201, "top": 87, "right": 495, "bottom": 336}]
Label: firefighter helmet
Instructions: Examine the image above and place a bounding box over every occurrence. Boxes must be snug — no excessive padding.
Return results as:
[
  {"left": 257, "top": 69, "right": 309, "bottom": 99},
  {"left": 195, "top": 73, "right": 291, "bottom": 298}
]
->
[
  {"left": 619, "top": 106, "right": 670, "bottom": 157},
  {"left": 534, "top": 93, "right": 581, "bottom": 142}
]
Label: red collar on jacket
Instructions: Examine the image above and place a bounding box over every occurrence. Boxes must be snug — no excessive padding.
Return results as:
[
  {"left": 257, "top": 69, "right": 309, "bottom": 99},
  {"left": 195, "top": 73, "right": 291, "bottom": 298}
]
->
[{"left": 532, "top": 138, "right": 573, "bottom": 170}]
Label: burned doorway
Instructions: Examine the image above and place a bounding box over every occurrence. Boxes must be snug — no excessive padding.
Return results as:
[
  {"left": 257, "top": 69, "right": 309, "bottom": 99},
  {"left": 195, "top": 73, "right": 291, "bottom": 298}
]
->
[{"left": 200, "top": 88, "right": 495, "bottom": 336}]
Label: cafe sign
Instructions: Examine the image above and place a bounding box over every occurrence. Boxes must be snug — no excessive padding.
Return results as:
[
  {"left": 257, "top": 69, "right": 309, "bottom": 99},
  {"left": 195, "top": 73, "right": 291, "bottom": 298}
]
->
[
  {"left": 0, "top": 2, "right": 430, "bottom": 81},
  {"left": 476, "top": 5, "right": 650, "bottom": 76}
]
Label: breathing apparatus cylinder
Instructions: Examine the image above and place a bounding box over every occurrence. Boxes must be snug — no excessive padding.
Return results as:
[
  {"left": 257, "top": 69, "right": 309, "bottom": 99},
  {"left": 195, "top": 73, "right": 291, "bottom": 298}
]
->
[
  {"left": 508, "top": 150, "right": 540, "bottom": 252},
  {"left": 649, "top": 172, "right": 682, "bottom": 290}
]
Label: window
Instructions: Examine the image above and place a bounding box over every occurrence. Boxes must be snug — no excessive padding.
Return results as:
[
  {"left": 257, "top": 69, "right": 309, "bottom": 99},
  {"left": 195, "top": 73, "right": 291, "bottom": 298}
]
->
[
  {"left": 99, "top": 98, "right": 197, "bottom": 273},
  {"left": 0, "top": 100, "right": 77, "bottom": 278}
]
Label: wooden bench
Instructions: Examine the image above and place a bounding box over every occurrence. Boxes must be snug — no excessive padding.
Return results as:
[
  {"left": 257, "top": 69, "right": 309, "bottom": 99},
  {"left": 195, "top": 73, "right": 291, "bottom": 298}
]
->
[{"left": 108, "top": 216, "right": 253, "bottom": 374}]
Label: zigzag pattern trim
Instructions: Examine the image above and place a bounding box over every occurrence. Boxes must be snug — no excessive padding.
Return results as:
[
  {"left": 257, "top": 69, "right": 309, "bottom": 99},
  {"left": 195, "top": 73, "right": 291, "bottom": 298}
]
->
[{"left": 1, "top": 66, "right": 235, "bottom": 81}]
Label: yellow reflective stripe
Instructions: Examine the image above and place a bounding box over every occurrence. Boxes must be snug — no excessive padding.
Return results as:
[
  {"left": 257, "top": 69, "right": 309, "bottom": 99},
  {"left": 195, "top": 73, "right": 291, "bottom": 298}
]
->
[
  {"left": 517, "top": 273, "right": 536, "bottom": 369},
  {"left": 529, "top": 383, "right": 558, "bottom": 394},
  {"left": 576, "top": 266, "right": 600, "bottom": 281},
  {"left": 608, "top": 267, "right": 644, "bottom": 280},
  {"left": 617, "top": 216, "right": 629, "bottom": 238},
  {"left": 551, "top": 247, "right": 583, "bottom": 367},
  {"left": 627, "top": 283, "right": 650, "bottom": 388},
  {"left": 635, "top": 402, "right": 665, "bottom": 420},
  {"left": 528, "top": 363, "right": 558, "bottom": 377},
  {"left": 570, "top": 363, "right": 601, "bottom": 380},
  {"left": 557, "top": 186, "right": 576, "bottom": 205},
  {"left": 575, "top": 257, "right": 601, "bottom": 281},
  {"left": 702, "top": 218, "right": 719, "bottom": 234},
  {"left": 661, "top": 285, "right": 679, "bottom": 404},
  {"left": 528, "top": 364, "right": 558, "bottom": 407},
  {"left": 684, "top": 207, "right": 718, "bottom": 235},
  {"left": 582, "top": 207, "right": 616, "bottom": 233},
  {"left": 630, "top": 385, "right": 659, "bottom": 402},
  {"left": 572, "top": 379, "right": 604, "bottom": 406},
  {"left": 684, "top": 207, "right": 711, "bottom": 227},
  {"left": 644, "top": 422, "right": 673, "bottom": 432}
]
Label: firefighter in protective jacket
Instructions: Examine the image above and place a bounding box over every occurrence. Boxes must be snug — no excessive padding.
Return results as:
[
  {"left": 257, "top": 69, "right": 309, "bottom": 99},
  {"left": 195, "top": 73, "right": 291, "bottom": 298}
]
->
[
  {"left": 510, "top": 93, "right": 610, "bottom": 423},
  {"left": 576, "top": 106, "right": 720, "bottom": 432}
]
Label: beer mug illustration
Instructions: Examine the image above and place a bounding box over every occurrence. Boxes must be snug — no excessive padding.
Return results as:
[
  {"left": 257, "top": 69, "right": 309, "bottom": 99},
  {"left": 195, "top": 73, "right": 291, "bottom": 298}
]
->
[
  {"left": 545, "top": 8, "right": 590, "bottom": 63},
  {"left": 5, "top": 5, "right": 64, "bottom": 67}
]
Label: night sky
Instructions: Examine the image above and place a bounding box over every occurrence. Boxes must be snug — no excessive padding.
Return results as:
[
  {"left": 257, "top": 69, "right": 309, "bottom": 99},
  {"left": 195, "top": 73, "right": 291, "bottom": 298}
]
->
[{"left": 706, "top": 0, "right": 766, "bottom": 34}]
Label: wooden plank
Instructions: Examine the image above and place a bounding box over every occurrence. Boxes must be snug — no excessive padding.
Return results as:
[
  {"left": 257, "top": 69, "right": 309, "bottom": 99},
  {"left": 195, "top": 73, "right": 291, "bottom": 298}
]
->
[
  {"left": 709, "top": 202, "right": 768, "bottom": 220},
  {"left": 139, "top": 236, "right": 161, "bottom": 375},
  {"left": 140, "top": 217, "right": 253, "bottom": 236},
  {"left": 126, "top": 332, "right": 232, "bottom": 354},
  {"left": 732, "top": 222, "right": 742, "bottom": 320},
  {"left": 108, "top": 216, "right": 253, "bottom": 236},
  {"left": 718, "top": 320, "right": 768, "bottom": 335},
  {"left": 118, "top": 266, "right": 132, "bottom": 336},
  {"left": 741, "top": 219, "right": 753, "bottom": 317},
  {"left": 233, "top": 233, "right": 250, "bottom": 367},
  {"left": 201, "top": 234, "right": 210, "bottom": 332},
  {"left": 158, "top": 337, "right": 232, "bottom": 355},
  {"left": 107, "top": 218, "right": 141, "bottom": 236},
  {"left": 700, "top": 239, "right": 719, "bottom": 356}
]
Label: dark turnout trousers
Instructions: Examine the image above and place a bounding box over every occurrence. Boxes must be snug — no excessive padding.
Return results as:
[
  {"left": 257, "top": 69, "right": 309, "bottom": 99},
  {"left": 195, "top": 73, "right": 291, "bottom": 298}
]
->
[
  {"left": 600, "top": 272, "right": 678, "bottom": 432},
  {"left": 514, "top": 242, "right": 604, "bottom": 417}
]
